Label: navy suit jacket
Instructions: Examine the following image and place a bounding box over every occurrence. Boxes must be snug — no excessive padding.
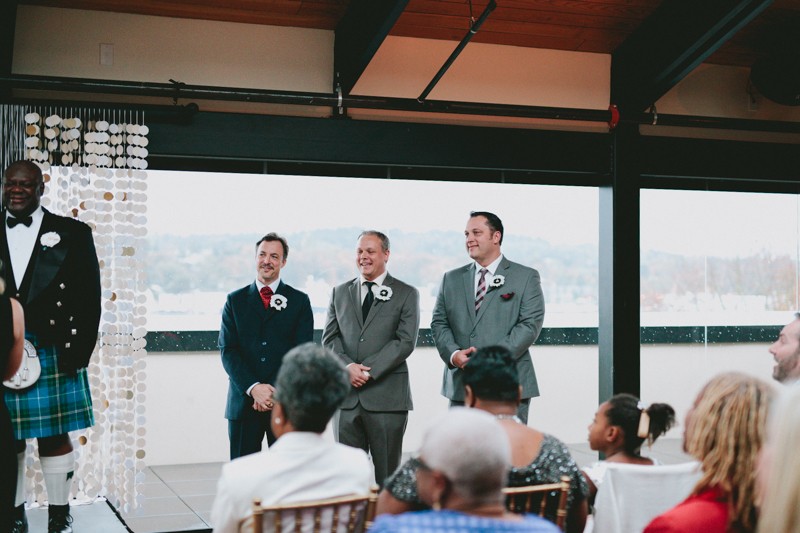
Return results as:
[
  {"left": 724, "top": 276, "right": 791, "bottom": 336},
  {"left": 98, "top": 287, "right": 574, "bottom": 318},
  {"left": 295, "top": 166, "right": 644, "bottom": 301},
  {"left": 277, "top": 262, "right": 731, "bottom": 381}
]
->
[
  {"left": 0, "top": 208, "right": 101, "bottom": 371},
  {"left": 219, "top": 281, "right": 313, "bottom": 420}
]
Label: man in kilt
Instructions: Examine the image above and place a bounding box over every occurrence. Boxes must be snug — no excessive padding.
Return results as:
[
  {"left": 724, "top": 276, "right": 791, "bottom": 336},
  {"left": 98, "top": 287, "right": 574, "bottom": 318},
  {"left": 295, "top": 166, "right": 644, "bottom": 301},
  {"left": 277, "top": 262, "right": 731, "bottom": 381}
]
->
[{"left": 1, "top": 160, "right": 101, "bottom": 533}]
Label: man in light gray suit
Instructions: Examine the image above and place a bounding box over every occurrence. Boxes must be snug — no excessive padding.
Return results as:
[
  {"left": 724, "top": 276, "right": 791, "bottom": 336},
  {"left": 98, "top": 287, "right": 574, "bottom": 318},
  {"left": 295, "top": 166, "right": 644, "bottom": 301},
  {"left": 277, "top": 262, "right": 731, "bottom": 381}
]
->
[
  {"left": 431, "top": 211, "right": 545, "bottom": 423},
  {"left": 322, "top": 230, "right": 420, "bottom": 485}
]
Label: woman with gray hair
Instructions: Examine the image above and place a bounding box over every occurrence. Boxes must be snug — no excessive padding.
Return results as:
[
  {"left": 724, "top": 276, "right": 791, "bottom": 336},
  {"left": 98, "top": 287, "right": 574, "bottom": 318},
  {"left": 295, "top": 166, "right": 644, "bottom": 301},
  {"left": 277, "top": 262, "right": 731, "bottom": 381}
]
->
[
  {"left": 369, "top": 408, "right": 559, "bottom": 532},
  {"left": 211, "top": 343, "right": 373, "bottom": 533}
]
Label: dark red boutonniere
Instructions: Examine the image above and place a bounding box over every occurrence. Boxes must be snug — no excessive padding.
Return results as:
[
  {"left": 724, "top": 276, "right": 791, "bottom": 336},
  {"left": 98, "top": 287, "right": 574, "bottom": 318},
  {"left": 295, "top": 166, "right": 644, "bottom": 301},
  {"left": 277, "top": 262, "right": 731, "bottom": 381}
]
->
[{"left": 500, "top": 292, "right": 515, "bottom": 300}]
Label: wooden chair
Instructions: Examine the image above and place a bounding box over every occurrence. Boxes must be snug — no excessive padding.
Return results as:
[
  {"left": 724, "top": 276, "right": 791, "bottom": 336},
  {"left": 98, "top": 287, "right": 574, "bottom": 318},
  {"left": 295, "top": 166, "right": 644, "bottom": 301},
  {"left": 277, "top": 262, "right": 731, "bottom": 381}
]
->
[
  {"left": 503, "top": 475, "right": 571, "bottom": 530},
  {"left": 250, "top": 485, "right": 379, "bottom": 533}
]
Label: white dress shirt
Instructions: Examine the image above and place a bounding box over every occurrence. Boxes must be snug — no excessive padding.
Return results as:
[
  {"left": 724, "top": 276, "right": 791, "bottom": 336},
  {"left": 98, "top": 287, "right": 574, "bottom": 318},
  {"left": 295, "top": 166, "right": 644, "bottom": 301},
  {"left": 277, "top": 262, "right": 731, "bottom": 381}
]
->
[
  {"left": 360, "top": 271, "right": 388, "bottom": 304},
  {"left": 5, "top": 206, "right": 44, "bottom": 286},
  {"left": 473, "top": 254, "right": 504, "bottom": 295},
  {"left": 211, "top": 431, "right": 372, "bottom": 533}
]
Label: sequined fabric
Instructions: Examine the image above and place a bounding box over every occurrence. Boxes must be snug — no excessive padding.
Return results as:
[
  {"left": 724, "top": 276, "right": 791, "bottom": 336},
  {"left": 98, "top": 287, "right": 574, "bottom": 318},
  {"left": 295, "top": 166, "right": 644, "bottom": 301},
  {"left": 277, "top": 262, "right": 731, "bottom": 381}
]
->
[{"left": 385, "top": 433, "right": 589, "bottom": 513}]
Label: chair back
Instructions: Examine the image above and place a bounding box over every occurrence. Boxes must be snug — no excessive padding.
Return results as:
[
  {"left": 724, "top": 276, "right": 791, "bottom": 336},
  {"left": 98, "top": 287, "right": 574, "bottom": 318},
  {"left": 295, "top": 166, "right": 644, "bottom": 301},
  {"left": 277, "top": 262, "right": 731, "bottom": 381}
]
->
[
  {"left": 250, "top": 485, "right": 379, "bottom": 533},
  {"left": 503, "top": 475, "right": 571, "bottom": 530},
  {"left": 592, "top": 461, "right": 702, "bottom": 533}
]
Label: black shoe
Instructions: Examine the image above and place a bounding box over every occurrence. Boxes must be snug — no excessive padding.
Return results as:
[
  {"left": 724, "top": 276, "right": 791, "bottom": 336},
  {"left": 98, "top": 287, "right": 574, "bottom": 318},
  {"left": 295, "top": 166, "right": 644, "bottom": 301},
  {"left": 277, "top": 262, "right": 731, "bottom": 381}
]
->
[
  {"left": 10, "top": 504, "right": 28, "bottom": 533},
  {"left": 48, "top": 504, "right": 73, "bottom": 533}
]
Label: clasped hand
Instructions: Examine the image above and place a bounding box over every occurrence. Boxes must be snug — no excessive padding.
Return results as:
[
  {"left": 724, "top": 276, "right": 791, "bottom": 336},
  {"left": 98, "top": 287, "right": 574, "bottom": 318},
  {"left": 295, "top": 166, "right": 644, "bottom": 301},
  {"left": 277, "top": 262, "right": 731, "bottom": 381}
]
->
[
  {"left": 453, "top": 347, "right": 477, "bottom": 369},
  {"left": 251, "top": 383, "right": 276, "bottom": 412},
  {"left": 348, "top": 363, "right": 371, "bottom": 388}
]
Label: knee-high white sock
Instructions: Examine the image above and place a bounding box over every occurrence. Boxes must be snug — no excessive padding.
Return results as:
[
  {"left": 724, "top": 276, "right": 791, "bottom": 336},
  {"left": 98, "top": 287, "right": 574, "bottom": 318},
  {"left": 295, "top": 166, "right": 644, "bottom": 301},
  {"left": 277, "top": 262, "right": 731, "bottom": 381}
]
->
[
  {"left": 40, "top": 452, "right": 74, "bottom": 506},
  {"left": 15, "top": 452, "right": 25, "bottom": 507}
]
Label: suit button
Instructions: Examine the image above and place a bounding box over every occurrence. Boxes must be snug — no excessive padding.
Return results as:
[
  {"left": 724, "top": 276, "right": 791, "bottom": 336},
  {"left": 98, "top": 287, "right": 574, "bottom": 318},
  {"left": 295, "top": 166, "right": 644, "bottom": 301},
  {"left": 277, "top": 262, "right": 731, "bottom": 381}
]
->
[
  {"left": 359, "top": 338, "right": 364, "bottom": 342},
  {"left": 470, "top": 333, "right": 475, "bottom": 338},
  {"left": 50, "top": 320, "right": 55, "bottom": 326},
  {"left": 260, "top": 358, "right": 266, "bottom": 362},
  {"left": 261, "top": 342, "right": 267, "bottom": 346}
]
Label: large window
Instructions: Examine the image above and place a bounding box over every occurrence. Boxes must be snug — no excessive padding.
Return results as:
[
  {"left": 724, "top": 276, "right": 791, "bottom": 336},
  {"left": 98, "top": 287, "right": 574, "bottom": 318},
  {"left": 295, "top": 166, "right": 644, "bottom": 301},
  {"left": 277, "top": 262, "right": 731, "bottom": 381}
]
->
[
  {"left": 640, "top": 189, "right": 796, "bottom": 439},
  {"left": 146, "top": 171, "right": 599, "bottom": 332}
]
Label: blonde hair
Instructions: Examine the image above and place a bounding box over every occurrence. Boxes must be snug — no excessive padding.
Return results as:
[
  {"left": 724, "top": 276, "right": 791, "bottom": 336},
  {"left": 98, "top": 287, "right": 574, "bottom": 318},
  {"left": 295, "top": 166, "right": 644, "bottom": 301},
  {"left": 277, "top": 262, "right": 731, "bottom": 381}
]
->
[
  {"left": 757, "top": 384, "right": 800, "bottom": 533},
  {"left": 684, "top": 372, "right": 774, "bottom": 533}
]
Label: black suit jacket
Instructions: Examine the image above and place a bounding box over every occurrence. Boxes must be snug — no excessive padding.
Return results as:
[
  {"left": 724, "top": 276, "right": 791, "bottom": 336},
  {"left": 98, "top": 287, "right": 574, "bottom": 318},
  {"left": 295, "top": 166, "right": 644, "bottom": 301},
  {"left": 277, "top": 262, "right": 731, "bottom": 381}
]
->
[
  {"left": 0, "top": 208, "right": 101, "bottom": 371},
  {"left": 219, "top": 281, "right": 314, "bottom": 420}
]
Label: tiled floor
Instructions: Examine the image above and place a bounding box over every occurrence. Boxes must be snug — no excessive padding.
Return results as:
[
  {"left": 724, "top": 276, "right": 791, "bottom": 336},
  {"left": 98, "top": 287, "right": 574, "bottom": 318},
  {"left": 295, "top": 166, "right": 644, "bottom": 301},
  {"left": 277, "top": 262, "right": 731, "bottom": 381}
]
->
[{"left": 108, "top": 438, "right": 692, "bottom": 533}]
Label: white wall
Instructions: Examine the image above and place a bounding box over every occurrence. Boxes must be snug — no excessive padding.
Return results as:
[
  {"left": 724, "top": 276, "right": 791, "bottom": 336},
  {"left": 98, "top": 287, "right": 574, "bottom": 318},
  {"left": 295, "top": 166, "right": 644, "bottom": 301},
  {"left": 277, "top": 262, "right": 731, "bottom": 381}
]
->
[{"left": 143, "top": 342, "right": 774, "bottom": 466}]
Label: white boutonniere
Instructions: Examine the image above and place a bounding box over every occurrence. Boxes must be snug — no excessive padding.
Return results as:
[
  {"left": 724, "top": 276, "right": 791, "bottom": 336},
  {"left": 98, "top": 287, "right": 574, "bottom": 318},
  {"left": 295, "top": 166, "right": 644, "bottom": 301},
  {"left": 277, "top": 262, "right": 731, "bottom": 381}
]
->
[
  {"left": 40, "top": 232, "right": 61, "bottom": 248},
  {"left": 374, "top": 285, "right": 393, "bottom": 301},
  {"left": 270, "top": 294, "right": 288, "bottom": 311},
  {"left": 488, "top": 274, "right": 505, "bottom": 289}
]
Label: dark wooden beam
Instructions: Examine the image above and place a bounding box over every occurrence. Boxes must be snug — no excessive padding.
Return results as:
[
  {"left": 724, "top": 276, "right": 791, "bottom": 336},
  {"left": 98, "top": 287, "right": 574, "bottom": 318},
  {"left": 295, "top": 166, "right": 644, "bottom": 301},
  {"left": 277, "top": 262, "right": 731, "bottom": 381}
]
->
[
  {"left": 1, "top": 1, "right": 18, "bottom": 97},
  {"left": 334, "top": 0, "right": 409, "bottom": 95},
  {"left": 611, "top": 0, "right": 775, "bottom": 115}
]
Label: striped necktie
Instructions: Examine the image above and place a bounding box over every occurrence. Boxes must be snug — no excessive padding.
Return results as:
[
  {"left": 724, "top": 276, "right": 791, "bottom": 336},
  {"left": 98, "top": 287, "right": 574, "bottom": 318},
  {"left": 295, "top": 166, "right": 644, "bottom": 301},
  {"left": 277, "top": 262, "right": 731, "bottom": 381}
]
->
[{"left": 475, "top": 268, "right": 488, "bottom": 314}]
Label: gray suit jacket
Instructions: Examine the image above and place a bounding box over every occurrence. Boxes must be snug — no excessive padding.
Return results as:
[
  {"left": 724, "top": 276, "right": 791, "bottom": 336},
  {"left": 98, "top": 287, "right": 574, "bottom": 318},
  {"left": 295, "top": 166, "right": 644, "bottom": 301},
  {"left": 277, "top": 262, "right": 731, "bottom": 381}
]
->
[
  {"left": 322, "top": 273, "right": 420, "bottom": 411},
  {"left": 431, "top": 257, "right": 545, "bottom": 401}
]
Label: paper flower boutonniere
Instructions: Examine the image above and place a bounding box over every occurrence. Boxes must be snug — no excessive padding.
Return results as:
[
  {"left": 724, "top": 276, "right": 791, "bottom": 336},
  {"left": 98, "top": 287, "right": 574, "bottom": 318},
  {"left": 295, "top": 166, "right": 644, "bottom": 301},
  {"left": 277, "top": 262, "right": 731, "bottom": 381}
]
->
[
  {"left": 488, "top": 274, "right": 505, "bottom": 289},
  {"left": 500, "top": 292, "right": 515, "bottom": 301},
  {"left": 270, "top": 294, "right": 288, "bottom": 311},
  {"left": 40, "top": 232, "right": 61, "bottom": 249},
  {"left": 374, "top": 285, "right": 393, "bottom": 301}
]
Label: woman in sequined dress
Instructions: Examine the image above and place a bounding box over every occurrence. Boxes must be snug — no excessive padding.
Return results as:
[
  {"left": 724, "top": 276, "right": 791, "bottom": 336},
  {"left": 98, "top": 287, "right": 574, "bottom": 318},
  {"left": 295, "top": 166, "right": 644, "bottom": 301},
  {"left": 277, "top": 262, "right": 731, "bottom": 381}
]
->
[{"left": 377, "top": 345, "right": 589, "bottom": 533}]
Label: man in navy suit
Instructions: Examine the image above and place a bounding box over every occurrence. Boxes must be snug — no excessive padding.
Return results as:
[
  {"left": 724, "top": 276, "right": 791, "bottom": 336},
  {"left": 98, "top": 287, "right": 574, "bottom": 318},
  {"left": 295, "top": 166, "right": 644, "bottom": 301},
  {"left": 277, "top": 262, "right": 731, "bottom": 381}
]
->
[
  {"left": 219, "top": 233, "right": 313, "bottom": 460},
  {"left": 1, "top": 160, "right": 101, "bottom": 533}
]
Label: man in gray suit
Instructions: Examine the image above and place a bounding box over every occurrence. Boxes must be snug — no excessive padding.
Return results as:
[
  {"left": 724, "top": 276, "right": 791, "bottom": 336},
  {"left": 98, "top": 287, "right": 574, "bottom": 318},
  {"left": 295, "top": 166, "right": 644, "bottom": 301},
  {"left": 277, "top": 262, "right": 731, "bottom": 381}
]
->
[
  {"left": 431, "top": 211, "right": 545, "bottom": 423},
  {"left": 322, "top": 230, "right": 420, "bottom": 485}
]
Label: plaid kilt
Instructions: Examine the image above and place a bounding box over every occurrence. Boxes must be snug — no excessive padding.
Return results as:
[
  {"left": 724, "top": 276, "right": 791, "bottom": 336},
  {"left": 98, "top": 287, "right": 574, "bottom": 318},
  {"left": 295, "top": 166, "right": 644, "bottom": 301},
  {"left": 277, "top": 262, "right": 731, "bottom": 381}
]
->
[{"left": 3, "top": 340, "right": 94, "bottom": 439}]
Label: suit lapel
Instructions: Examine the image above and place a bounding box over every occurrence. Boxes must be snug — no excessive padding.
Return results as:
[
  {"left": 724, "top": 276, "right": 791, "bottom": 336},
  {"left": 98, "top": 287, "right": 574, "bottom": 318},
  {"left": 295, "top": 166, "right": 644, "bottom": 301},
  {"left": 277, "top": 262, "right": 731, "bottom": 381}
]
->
[
  {"left": 262, "top": 281, "right": 288, "bottom": 324},
  {"left": 25, "top": 210, "right": 67, "bottom": 304},
  {"left": 0, "top": 213, "right": 16, "bottom": 293},
  {"left": 349, "top": 278, "right": 364, "bottom": 329},
  {"left": 474, "top": 258, "right": 510, "bottom": 325},
  {"left": 362, "top": 273, "right": 393, "bottom": 330},
  {"left": 249, "top": 282, "right": 269, "bottom": 320},
  {"left": 463, "top": 264, "right": 477, "bottom": 326}
]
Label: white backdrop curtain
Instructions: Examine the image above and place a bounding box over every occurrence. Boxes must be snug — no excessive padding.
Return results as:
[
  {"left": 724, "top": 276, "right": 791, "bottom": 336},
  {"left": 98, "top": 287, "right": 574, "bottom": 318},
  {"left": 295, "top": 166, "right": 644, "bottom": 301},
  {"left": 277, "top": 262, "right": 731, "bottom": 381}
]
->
[{"left": 2, "top": 104, "right": 148, "bottom": 511}]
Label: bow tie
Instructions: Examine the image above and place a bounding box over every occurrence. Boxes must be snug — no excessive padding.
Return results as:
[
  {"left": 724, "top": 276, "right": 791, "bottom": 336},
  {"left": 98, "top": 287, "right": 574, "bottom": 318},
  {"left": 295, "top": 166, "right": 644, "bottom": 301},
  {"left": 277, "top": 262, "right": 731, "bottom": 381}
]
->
[{"left": 6, "top": 216, "right": 33, "bottom": 229}]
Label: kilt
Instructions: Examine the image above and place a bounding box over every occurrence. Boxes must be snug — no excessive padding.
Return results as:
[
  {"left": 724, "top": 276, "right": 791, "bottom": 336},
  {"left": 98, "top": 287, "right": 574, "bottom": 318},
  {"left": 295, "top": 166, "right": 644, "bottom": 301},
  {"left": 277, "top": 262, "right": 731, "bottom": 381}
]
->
[{"left": 3, "top": 340, "right": 94, "bottom": 440}]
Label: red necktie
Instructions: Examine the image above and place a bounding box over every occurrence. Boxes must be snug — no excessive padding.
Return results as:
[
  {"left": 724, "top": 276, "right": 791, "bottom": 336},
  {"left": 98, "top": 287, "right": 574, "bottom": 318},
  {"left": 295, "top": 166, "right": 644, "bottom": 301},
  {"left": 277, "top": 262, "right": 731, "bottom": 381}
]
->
[{"left": 260, "top": 286, "right": 273, "bottom": 309}]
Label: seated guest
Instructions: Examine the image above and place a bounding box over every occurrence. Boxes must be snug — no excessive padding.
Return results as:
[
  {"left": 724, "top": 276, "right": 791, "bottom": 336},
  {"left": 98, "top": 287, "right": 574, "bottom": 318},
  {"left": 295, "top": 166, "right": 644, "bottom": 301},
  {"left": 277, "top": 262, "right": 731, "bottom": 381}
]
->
[
  {"left": 583, "top": 393, "right": 676, "bottom": 504},
  {"left": 756, "top": 383, "right": 800, "bottom": 533},
  {"left": 210, "top": 343, "right": 372, "bottom": 533},
  {"left": 378, "top": 346, "right": 588, "bottom": 532},
  {"left": 369, "top": 408, "right": 559, "bottom": 533},
  {"left": 644, "top": 372, "right": 774, "bottom": 533}
]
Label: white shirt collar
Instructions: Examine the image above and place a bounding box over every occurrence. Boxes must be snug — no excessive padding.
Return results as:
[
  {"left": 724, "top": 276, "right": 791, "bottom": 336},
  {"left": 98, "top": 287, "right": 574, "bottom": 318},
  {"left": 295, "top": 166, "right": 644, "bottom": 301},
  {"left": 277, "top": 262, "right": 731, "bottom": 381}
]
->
[
  {"left": 256, "top": 278, "right": 281, "bottom": 293},
  {"left": 474, "top": 254, "right": 503, "bottom": 276},
  {"left": 360, "top": 270, "right": 388, "bottom": 287}
]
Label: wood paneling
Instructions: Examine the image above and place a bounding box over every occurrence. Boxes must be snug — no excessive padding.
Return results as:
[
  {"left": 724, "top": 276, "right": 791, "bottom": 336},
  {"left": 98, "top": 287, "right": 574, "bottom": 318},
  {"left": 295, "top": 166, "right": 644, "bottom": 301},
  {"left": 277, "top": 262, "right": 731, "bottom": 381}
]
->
[{"left": 20, "top": 0, "right": 795, "bottom": 68}]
